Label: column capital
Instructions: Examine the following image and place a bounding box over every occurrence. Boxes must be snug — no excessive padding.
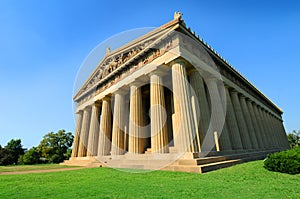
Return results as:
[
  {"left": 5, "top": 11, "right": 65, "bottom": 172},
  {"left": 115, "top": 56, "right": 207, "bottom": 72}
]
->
[
  {"left": 75, "top": 109, "right": 83, "bottom": 114},
  {"left": 169, "top": 58, "right": 188, "bottom": 67},
  {"left": 224, "top": 84, "right": 230, "bottom": 89},
  {"left": 130, "top": 79, "right": 146, "bottom": 88},
  {"left": 102, "top": 95, "right": 111, "bottom": 101},
  {"left": 114, "top": 87, "right": 129, "bottom": 95},
  {"left": 92, "top": 101, "right": 102, "bottom": 107},
  {"left": 149, "top": 70, "right": 165, "bottom": 77},
  {"left": 245, "top": 97, "right": 253, "bottom": 103},
  {"left": 83, "top": 105, "right": 92, "bottom": 111},
  {"left": 229, "top": 88, "right": 239, "bottom": 94},
  {"left": 239, "top": 94, "right": 246, "bottom": 99}
]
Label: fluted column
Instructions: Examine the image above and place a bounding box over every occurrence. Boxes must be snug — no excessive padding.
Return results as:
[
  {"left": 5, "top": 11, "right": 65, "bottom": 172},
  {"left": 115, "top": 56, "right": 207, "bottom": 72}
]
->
[
  {"left": 206, "top": 78, "right": 232, "bottom": 151},
  {"left": 257, "top": 107, "right": 271, "bottom": 149},
  {"left": 247, "top": 100, "right": 264, "bottom": 149},
  {"left": 253, "top": 104, "right": 268, "bottom": 148},
  {"left": 171, "top": 59, "right": 197, "bottom": 152},
  {"left": 77, "top": 107, "right": 92, "bottom": 157},
  {"left": 87, "top": 102, "right": 101, "bottom": 156},
  {"left": 264, "top": 111, "right": 276, "bottom": 148},
  {"left": 111, "top": 91, "right": 126, "bottom": 155},
  {"left": 71, "top": 110, "right": 83, "bottom": 158},
  {"left": 189, "top": 69, "right": 211, "bottom": 151},
  {"left": 276, "top": 117, "right": 289, "bottom": 149},
  {"left": 273, "top": 117, "right": 283, "bottom": 148},
  {"left": 225, "top": 87, "right": 243, "bottom": 150},
  {"left": 128, "top": 83, "right": 145, "bottom": 154},
  {"left": 230, "top": 90, "right": 252, "bottom": 149},
  {"left": 240, "top": 96, "right": 259, "bottom": 149},
  {"left": 98, "top": 97, "right": 112, "bottom": 156},
  {"left": 150, "top": 73, "right": 169, "bottom": 153}
]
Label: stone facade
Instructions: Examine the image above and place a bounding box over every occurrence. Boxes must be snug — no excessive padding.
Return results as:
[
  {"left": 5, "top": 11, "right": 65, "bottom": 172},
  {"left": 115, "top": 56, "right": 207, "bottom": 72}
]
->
[{"left": 64, "top": 13, "right": 289, "bottom": 173}]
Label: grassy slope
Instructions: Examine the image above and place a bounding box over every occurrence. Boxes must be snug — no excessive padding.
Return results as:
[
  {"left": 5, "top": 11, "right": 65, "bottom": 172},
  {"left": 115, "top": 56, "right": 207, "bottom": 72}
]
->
[
  {"left": 0, "top": 161, "right": 299, "bottom": 198},
  {"left": 0, "top": 164, "right": 77, "bottom": 172}
]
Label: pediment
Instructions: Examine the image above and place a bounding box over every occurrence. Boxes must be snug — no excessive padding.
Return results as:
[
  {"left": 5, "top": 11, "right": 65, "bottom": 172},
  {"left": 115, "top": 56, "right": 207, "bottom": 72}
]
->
[{"left": 74, "top": 19, "right": 182, "bottom": 102}]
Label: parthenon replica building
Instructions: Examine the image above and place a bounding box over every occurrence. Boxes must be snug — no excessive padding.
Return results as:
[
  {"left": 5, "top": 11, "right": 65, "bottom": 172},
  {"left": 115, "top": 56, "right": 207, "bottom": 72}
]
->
[{"left": 63, "top": 13, "right": 290, "bottom": 173}]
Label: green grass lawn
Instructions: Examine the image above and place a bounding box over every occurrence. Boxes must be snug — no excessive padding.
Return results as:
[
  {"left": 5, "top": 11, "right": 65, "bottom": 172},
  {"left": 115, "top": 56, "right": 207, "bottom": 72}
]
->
[
  {"left": 0, "top": 164, "right": 77, "bottom": 173},
  {"left": 0, "top": 161, "right": 299, "bottom": 198}
]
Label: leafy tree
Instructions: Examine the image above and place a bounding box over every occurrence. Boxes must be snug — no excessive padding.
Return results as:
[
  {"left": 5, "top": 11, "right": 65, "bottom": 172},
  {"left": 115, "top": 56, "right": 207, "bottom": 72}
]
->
[
  {"left": 37, "top": 129, "right": 74, "bottom": 163},
  {"left": 287, "top": 130, "right": 300, "bottom": 149},
  {"left": 0, "top": 145, "right": 14, "bottom": 166},
  {"left": 21, "top": 147, "right": 41, "bottom": 165},
  {"left": 5, "top": 139, "right": 25, "bottom": 164}
]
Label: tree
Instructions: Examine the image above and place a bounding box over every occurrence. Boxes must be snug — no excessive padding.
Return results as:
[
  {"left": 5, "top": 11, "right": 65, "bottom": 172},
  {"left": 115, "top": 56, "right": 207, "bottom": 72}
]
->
[
  {"left": 0, "top": 145, "right": 14, "bottom": 166},
  {"left": 5, "top": 139, "right": 25, "bottom": 164},
  {"left": 37, "top": 129, "right": 74, "bottom": 163},
  {"left": 21, "top": 147, "right": 41, "bottom": 165},
  {"left": 287, "top": 130, "right": 300, "bottom": 149}
]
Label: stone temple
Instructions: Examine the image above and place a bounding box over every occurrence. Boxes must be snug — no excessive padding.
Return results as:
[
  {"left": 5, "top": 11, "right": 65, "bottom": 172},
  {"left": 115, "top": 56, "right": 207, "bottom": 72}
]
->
[{"left": 63, "top": 13, "right": 289, "bottom": 173}]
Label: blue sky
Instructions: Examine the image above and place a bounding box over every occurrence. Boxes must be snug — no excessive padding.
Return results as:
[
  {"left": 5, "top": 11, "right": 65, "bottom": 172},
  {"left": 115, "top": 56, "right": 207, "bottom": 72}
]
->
[{"left": 0, "top": 0, "right": 299, "bottom": 148}]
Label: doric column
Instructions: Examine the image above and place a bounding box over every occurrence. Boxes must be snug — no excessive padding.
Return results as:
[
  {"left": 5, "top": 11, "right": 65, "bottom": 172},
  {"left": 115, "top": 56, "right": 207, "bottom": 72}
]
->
[
  {"left": 150, "top": 72, "right": 169, "bottom": 153},
  {"left": 257, "top": 107, "right": 272, "bottom": 149},
  {"left": 128, "top": 83, "right": 145, "bottom": 154},
  {"left": 98, "top": 97, "right": 112, "bottom": 156},
  {"left": 171, "top": 59, "right": 197, "bottom": 152},
  {"left": 71, "top": 110, "right": 83, "bottom": 158},
  {"left": 206, "top": 78, "right": 232, "bottom": 151},
  {"left": 264, "top": 111, "right": 277, "bottom": 148},
  {"left": 247, "top": 100, "right": 264, "bottom": 149},
  {"left": 273, "top": 116, "right": 288, "bottom": 149},
  {"left": 225, "top": 87, "right": 243, "bottom": 150},
  {"left": 230, "top": 90, "right": 252, "bottom": 149},
  {"left": 111, "top": 91, "right": 126, "bottom": 155},
  {"left": 189, "top": 69, "right": 211, "bottom": 151},
  {"left": 240, "top": 96, "right": 259, "bottom": 149},
  {"left": 277, "top": 118, "right": 289, "bottom": 149},
  {"left": 77, "top": 107, "right": 92, "bottom": 157},
  {"left": 87, "top": 102, "right": 101, "bottom": 156},
  {"left": 253, "top": 104, "right": 268, "bottom": 149}
]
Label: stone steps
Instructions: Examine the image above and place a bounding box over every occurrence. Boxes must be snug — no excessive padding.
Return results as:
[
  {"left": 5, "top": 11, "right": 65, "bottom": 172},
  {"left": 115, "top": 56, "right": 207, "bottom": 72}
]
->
[{"left": 61, "top": 149, "right": 280, "bottom": 173}]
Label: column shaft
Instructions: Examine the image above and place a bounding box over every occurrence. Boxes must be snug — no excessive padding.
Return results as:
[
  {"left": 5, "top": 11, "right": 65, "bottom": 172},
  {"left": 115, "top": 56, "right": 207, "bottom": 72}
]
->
[
  {"left": 128, "top": 84, "right": 145, "bottom": 154},
  {"left": 247, "top": 101, "right": 264, "bottom": 149},
  {"left": 77, "top": 107, "right": 92, "bottom": 157},
  {"left": 171, "top": 60, "right": 197, "bottom": 152},
  {"left": 225, "top": 87, "right": 243, "bottom": 150},
  {"left": 150, "top": 73, "right": 169, "bottom": 153},
  {"left": 189, "top": 69, "right": 211, "bottom": 152},
  {"left": 230, "top": 91, "right": 252, "bottom": 149},
  {"left": 71, "top": 111, "right": 83, "bottom": 158},
  {"left": 111, "top": 92, "right": 126, "bottom": 155},
  {"left": 240, "top": 96, "right": 259, "bottom": 149},
  {"left": 87, "top": 103, "right": 101, "bottom": 156},
  {"left": 206, "top": 79, "right": 231, "bottom": 151},
  {"left": 98, "top": 98, "right": 112, "bottom": 156},
  {"left": 253, "top": 105, "right": 268, "bottom": 149},
  {"left": 257, "top": 107, "right": 271, "bottom": 149}
]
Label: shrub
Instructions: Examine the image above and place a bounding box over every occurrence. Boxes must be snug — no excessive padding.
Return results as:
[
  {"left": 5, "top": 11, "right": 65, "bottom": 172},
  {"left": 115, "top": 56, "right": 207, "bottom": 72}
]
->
[
  {"left": 264, "top": 147, "right": 300, "bottom": 175},
  {"left": 22, "top": 147, "right": 41, "bottom": 165}
]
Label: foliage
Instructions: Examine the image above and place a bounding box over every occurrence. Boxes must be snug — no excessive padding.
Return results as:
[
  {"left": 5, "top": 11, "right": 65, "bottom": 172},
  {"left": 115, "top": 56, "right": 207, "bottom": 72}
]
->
[
  {"left": 0, "top": 161, "right": 299, "bottom": 198},
  {"left": 4, "top": 139, "right": 25, "bottom": 164},
  {"left": 37, "top": 129, "right": 74, "bottom": 163},
  {"left": 264, "top": 147, "right": 300, "bottom": 175},
  {"left": 0, "top": 145, "right": 14, "bottom": 166},
  {"left": 287, "top": 130, "right": 300, "bottom": 149},
  {"left": 20, "top": 147, "right": 41, "bottom": 165}
]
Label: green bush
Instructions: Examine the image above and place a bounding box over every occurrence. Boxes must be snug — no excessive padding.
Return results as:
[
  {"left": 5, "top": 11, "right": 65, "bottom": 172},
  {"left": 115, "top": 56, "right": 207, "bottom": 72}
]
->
[
  {"left": 22, "top": 147, "right": 41, "bottom": 165},
  {"left": 264, "top": 147, "right": 300, "bottom": 175}
]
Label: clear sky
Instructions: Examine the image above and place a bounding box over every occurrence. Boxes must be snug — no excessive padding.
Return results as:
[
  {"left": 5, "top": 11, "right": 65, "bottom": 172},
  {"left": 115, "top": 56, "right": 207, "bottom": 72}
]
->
[{"left": 0, "top": 0, "right": 299, "bottom": 148}]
